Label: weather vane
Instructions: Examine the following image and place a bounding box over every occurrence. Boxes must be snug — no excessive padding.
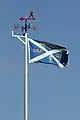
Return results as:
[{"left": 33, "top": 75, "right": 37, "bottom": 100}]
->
[{"left": 14, "top": 12, "right": 37, "bottom": 35}]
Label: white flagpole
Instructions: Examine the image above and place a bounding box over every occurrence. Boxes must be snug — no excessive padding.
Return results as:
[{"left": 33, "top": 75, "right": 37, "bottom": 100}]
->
[
  {"left": 12, "top": 31, "right": 28, "bottom": 120},
  {"left": 12, "top": 12, "right": 36, "bottom": 120},
  {"left": 24, "top": 32, "right": 28, "bottom": 120},
  {"left": 12, "top": 30, "right": 28, "bottom": 120}
]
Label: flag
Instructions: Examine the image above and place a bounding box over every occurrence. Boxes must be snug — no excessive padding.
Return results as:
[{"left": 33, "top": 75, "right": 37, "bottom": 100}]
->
[{"left": 28, "top": 38, "right": 68, "bottom": 68}]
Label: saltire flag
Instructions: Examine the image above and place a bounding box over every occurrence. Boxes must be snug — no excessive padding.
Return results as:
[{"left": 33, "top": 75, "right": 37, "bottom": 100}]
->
[{"left": 28, "top": 38, "right": 69, "bottom": 68}]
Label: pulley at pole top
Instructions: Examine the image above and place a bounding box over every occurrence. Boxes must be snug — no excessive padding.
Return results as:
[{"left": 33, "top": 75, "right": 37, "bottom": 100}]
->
[{"left": 13, "top": 12, "right": 37, "bottom": 35}]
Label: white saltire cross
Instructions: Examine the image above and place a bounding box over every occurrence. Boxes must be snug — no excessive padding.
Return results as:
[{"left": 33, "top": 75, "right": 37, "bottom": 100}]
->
[{"left": 28, "top": 38, "right": 65, "bottom": 68}]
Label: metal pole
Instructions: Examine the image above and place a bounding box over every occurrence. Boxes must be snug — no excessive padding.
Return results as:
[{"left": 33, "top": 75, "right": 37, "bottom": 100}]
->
[
  {"left": 12, "top": 13, "right": 36, "bottom": 120},
  {"left": 24, "top": 19, "right": 28, "bottom": 120}
]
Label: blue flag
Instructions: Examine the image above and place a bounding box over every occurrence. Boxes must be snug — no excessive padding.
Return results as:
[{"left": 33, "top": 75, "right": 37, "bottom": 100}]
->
[{"left": 28, "top": 38, "right": 68, "bottom": 68}]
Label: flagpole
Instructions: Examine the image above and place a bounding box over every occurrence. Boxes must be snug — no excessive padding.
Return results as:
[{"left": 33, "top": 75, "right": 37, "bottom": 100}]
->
[
  {"left": 12, "top": 21, "right": 28, "bottom": 120},
  {"left": 12, "top": 12, "right": 36, "bottom": 120},
  {"left": 24, "top": 19, "right": 28, "bottom": 120}
]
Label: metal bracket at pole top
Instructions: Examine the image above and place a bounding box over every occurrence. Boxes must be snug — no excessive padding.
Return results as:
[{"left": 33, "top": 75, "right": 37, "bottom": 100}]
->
[{"left": 12, "top": 30, "right": 25, "bottom": 44}]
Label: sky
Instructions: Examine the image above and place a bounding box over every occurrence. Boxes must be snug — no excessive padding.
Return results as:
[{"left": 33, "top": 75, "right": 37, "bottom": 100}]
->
[{"left": 0, "top": 0, "right": 80, "bottom": 120}]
